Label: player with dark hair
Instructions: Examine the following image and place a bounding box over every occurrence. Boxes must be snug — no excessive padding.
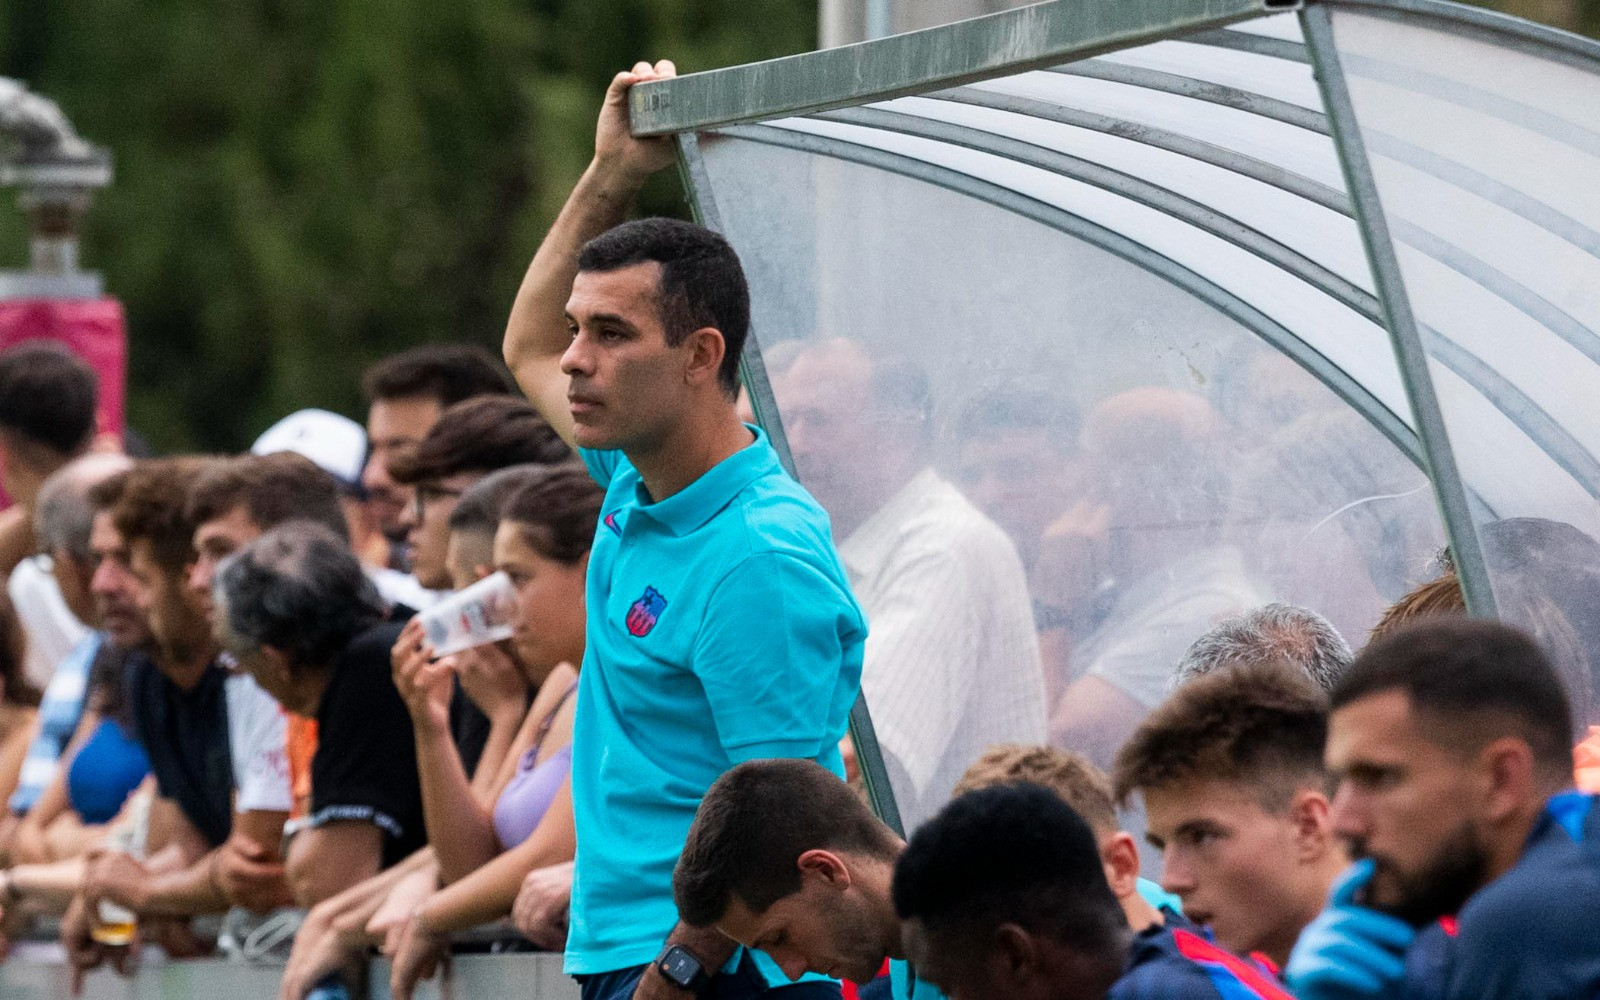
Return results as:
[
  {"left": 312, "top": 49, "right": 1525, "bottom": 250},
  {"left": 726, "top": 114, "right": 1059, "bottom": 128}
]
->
[
  {"left": 1288, "top": 617, "right": 1600, "bottom": 1000},
  {"left": 359, "top": 344, "right": 514, "bottom": 544},
  {"left": 893, "top": 783, "right": 1294, "bottom": 1000},
  {"left": 1113, "top": 661, "right": 1345, "bottom": 968}
]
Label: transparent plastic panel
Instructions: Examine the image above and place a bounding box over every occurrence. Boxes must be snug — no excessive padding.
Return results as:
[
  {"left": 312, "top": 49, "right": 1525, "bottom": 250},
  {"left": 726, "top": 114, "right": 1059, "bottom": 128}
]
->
[
  {"left": 1328, "top": 7, "right": 1600, "bottom": 732},
  {"left": 695, "top": 129, "right": 1445, "bottom": 832}
]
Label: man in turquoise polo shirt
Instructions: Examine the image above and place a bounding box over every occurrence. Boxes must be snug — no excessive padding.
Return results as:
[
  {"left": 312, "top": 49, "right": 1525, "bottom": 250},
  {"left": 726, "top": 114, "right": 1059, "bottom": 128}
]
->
[{"left": 502, "top": 59, "right": 867, "bottom": 1000}]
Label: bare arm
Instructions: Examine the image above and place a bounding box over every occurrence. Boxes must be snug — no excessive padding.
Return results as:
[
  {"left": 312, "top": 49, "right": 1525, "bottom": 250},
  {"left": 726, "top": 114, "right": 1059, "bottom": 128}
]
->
[
  {"left": 415, "top": 775, "right": 573, "bottom": 934},
  {"left": 10, "top": 710, "right": 97, "bottom": 865},
  {"left": 285, "top": 819, "right": 386, "bottom": 909},
  {"left": 393, "top": 619, "right": 507, "bottom": 885},
  {"left": 502, "top": 60, "right": 679, "bottom": 447}
]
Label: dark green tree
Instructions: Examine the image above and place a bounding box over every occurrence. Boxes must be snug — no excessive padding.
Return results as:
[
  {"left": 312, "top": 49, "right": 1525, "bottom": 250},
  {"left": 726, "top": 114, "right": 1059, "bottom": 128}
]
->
[{"left": 1, "top": 0, "right": 816, "bottom": 451}]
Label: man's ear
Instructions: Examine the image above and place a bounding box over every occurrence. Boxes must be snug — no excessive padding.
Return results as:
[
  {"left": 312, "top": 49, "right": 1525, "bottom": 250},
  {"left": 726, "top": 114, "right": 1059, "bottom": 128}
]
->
[
  {"left": 1100, "top": 831, "right": 1142, "bottom": 899},
  {"left": 1289, "top": 789, "right": 1334, "bottom": 862},
  {"left": 1478, "top": 736, "right": 1538, "bottom": 825},
  {"left": 991, "top": 923, "right": 1040, "bottom": 982},
  {"left": 682, "top": 326, "right": 728, "bottom": 388},
  {"left": 796, "top": 849, "right": 852, "bottom": 889}
]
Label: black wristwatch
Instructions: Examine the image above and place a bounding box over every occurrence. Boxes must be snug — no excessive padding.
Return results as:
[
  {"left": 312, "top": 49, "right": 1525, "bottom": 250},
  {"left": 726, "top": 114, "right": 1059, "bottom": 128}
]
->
[{"left": 656, "top": 944, "right": 711, "bottom": 993}]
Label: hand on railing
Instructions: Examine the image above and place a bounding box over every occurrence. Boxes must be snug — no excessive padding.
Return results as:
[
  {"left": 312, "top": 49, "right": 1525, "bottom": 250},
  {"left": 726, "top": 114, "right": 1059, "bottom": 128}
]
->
[
  {"left": 511, "top": 860, "right": 572, "bottom": 952},
  {"left": 388, "top": 908, "right": 450, "bottom": 1000}
]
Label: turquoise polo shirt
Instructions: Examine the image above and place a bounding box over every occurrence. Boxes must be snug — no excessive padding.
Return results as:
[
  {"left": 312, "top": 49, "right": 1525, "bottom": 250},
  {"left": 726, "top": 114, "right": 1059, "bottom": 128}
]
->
[
  {"left": 565, "top": 426, "right": 867, "bottom": 976},
  {"left": 891, "top": 959, "right": 947, "bottom": 1000}
]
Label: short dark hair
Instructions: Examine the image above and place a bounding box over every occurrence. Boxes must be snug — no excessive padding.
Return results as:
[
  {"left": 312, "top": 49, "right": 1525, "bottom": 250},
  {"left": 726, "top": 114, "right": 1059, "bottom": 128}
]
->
[
  {"left": 577, "top": 218, "right": 749, "bottom": 397},
  {"left": 361, "top": 343, "right": 513, "bottom": 406},
  {"left": 0, "top": 341, "right": 98, "bottom": 457},
  {"left": 215, "top": 521, "right": 384, "bottom": 670},
  {"left": 102, "top": 457, "right": 220, "bottom": 572},
  {"left": 674, "top": 759, "right": 901, "bottom": 928},
  {"left": 892, "top": 784, "right": 1127, "bottom": 963},
  {"left": 954, "top": 745, "right": 1118, "bottom": 836},
  {"left": 1113, "top": 660, "right": 1329, "bottom": 811},
  {"left": 447, "top": 464, "right": 549, "bottom": 538},
  {"left": 387, "top": 396, "right": 570, "bottom": 484},
  {"left": 499, "top": 463, "right": 604, "bottom": 565},
  {"left": 187, "top": 452, "right": 350, "bottom": 540},
  {"left": 1332, "top": 617, "right": 1574, "bottom": 784}
]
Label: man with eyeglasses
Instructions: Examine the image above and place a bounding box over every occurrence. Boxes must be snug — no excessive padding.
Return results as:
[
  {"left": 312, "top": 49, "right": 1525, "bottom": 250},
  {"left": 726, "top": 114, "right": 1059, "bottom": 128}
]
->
[{"left": 386, "top": 396, "right": 571, "bottom": 592}]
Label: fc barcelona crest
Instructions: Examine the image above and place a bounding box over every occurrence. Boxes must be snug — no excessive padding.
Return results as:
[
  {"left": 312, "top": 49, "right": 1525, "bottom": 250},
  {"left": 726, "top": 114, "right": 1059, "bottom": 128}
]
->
[{"left": 626, "top": 586, "right": 668, "bottom": 637}]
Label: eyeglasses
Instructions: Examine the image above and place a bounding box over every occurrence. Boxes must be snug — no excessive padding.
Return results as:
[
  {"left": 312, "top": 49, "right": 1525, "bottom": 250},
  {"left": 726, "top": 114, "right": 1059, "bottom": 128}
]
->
[{"left": 412, "top": 484, "right": 466, "bottom": 520}]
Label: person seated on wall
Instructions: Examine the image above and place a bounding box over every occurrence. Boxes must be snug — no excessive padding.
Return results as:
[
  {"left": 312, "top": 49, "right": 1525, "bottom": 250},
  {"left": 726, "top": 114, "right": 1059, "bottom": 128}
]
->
[
  {"left": 1169, "top": 603, "right": 1351, "bottom": 694},
  {"left": 358, "top": 343, "right": 517, "bottom": 579},
  {"left": 0, "top": 643, "right": 149, "bottom": 943},
  {"left": 1049, "top": 386, "right": 1265, "bottom": 771},
  {"left": 1113, "top": 661, "right": 1347, "bottom": 971},
  {"left": 1287, "top": 618, "right": 1600, "bottom": 1000},
  {"left": 1, "top": 455, "right": 134, "bottom": 867},
  {"left": 185, "top": 448, "right": 469, "bottom": 862},
  {"left": 383, "top": 465, "right": 602, "bottom": 1000},
  {"left": 273, "top": 464, "right": 552, "bottom": 1000},
  {"left": 214, "top": 521, "right": 426, "bottom": 911},
  {"left": 949, "top": 385, "right": 1087, "bottom": 703},
  {"left": 774, "top": 339, "right": 1045, "bottom": 830},
  {"left": 62, "top": 460, "right": 294, "bottom": 980},
  {"left": 893, "top": 783, "right": 1296, "bottom": 1000}
]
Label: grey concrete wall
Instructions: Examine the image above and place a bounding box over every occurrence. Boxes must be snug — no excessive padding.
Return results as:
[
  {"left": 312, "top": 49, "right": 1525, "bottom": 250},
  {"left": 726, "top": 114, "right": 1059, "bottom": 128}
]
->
[{"left": 0, "top": 944, "right": 581, "bottom": 999}]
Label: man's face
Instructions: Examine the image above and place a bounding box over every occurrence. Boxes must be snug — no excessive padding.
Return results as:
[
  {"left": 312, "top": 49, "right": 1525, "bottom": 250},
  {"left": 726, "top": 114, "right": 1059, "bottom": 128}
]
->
[
  {"left": 399, "top": 472, "right": 480, "bottom": 591},
  {"left": 189, "top": 506, "right": 263, "bottom": 616},
  {"left": 493, "top": 522, "right": 589, "bottom": 675},
  {"left": 904, "top": 919, "right": 1078, "bottom": 1000},
  {"left": 364, "top": 395, "right": 443, "bottom": 538},
  {"left": 956, "top": 428, "right": 1073, "bottom": 544},
  {"left": 1144, "top": 779, "right": 1312, "bottom": 958},
  {"left": 562, "top": 263, "right": 701, "bottom": 453},
  {"left": 716, "top": 866, "right": 895, "bottom": 985},
  {"left": 1326, "top": 690, "right": 1489, "bottom": 924},
  {"left": 88, "top": 512, "right": 150, "bottom": 650},
  {"left": 128, "top": 539, "right": 213, "bottom": 666},
  {"left": 772, "top": 342, "right": 878, "bottom": 516}
]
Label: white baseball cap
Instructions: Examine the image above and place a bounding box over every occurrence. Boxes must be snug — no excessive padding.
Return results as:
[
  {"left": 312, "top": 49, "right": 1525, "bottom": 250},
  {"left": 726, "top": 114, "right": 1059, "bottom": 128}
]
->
[{"left": 250, "top": 408, "right": 368, "bottom": 490}]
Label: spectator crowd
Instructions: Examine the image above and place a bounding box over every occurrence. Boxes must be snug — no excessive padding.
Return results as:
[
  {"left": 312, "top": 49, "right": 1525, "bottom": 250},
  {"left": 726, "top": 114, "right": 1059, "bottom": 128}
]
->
[{"left": 0, "top": 58, "right": 1595, "bottom": 1000}]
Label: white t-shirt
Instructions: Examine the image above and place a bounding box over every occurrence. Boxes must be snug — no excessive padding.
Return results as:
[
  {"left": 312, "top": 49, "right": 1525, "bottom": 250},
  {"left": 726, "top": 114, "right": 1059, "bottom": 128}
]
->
[
  {"left": 8, "top": 556, "right": 90, "bottom": 691},
  {"left": 223, "top": 673, "right": 293, "bottom": 814}
]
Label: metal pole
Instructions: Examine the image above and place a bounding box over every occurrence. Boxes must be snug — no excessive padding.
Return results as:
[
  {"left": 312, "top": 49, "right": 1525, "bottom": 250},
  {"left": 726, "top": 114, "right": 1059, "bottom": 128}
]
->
[
  {"left": 1300, "top": 4, "right": 1498, "bottom": 616},
  {"left": 866, "top": 0, "right": 894, "bottom": 39}
]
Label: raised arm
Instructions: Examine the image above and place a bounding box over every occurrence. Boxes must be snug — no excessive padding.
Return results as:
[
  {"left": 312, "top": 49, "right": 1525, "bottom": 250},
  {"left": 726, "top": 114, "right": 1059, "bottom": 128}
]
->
[{"left": 502, "top": 59, "right": 678, "bottom": 447}]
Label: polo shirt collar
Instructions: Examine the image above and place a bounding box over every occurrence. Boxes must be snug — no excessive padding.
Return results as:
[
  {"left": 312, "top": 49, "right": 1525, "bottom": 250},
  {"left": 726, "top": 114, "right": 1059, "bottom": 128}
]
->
[{"left": 631, "top": 425, "right": 780, "bottom": 536}]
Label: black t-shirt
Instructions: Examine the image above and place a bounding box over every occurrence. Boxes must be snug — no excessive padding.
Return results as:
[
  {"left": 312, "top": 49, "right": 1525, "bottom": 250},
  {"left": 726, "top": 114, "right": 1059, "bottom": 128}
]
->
[
  {"left": 310, "top": 621, "right": 426, "bottom": 868},
  {"left": 127, "top": 654, "right": 234, "bottom": 849},
  {"left": 449, "top": 678, "right": 491, "bottom": 779}
]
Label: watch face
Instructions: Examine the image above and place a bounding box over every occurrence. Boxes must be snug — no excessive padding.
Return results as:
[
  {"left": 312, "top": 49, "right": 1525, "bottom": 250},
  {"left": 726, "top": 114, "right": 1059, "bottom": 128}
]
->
[{"left": 662, "top": 948, "right": 700, "bottom": 985}]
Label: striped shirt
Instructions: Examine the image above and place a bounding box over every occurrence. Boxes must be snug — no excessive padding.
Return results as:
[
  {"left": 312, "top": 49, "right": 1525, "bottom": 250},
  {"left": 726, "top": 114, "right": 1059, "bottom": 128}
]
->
[{"left": 841, "top": 468, "right": 1045, "bottom": 830}]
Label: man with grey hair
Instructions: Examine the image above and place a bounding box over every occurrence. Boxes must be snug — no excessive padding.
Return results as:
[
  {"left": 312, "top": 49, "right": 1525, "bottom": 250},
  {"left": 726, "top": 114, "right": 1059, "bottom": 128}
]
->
[
  {"left": 1171, "top": 603, "right": 1352, "bottom": 693},
  {"left": 0, "top": 453, "right": 131, "bottom": 859},
  {"left": 214, "top": 521, "right": 425, "bottom": 909}
]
